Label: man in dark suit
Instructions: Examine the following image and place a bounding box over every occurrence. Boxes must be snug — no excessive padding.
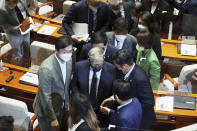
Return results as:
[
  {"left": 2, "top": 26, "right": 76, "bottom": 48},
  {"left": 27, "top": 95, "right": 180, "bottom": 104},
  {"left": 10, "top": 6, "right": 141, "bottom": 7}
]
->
[
  {"left": 101, "top": 79, "right": 142, "bottom": 131},
  {"left": 62, "top": 0, "right": 110, "bottom": 43},
  {"left": 80, "top": 31, "right": 118, "bottom": 63},
  {"left": 106, "top": 17, "right": 137, "bottom": 58},
  {"left": 142, "top": 0, "right": 173, "bottom": 33},
  {"left": 108, "top": 0, "right": 133, "bottom": 32},
  {"left": 71, "top": 47, "right": 116, "bottom": 127},
  {"left": 101, "top": 49, "right": 156, "bottom": 129}
]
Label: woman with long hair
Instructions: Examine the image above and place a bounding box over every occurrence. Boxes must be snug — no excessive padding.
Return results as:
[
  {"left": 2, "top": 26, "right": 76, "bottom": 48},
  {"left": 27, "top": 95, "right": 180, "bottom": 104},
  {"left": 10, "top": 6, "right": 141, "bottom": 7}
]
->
[{"left": 68, "top": 93, "right": 100, "bottom": 131}]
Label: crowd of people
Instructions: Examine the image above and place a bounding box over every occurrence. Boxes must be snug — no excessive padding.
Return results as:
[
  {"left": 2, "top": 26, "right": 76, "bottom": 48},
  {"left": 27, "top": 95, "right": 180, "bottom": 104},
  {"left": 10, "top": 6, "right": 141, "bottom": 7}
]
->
[{"left": 0, "top": 0, "right": 197, "bottom": 130}]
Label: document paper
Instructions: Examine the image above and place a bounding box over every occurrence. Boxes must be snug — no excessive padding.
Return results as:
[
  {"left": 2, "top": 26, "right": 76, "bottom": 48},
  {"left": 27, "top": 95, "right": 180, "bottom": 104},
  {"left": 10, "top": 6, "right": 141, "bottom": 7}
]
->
[
  {"left": 156, "top": 96, "right": 174, "bottom": 112},
  {"left": 37, "top": 25, "right": 57, "bottom": 35},
  {"left": 72, "top": 23, "right": 89, "bottom": 41},
  {"left": 181, "top": 44, "right": 196, "bottom": 56}
]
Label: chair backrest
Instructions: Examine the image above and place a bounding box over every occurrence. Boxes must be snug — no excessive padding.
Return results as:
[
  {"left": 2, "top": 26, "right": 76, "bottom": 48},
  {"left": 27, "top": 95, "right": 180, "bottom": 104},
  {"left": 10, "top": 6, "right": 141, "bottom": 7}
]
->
[
  {"left": 63, "top": 1, "right": 76, "bottom": 14},
  {"left": 178, "top": 64, "right": 197, "bottom": 93},
  {"left": 30, "top": 41, "right": 55, "bottom": 66},
  {"left": 0, "top": 96, "right": 34, "bottom": 130},
  {"left": 0, "top": 41, "right": 12, "bottom": 58}
]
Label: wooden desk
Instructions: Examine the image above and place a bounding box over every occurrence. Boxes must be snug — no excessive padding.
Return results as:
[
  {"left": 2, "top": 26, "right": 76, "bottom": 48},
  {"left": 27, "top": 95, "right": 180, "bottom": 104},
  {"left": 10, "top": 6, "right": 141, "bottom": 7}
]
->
[
  {"left": 153, "top": 90, "right": 197, "bottom": 128},
  {"left": 0, "top": 63, "right": 37, "bottom": 102},
  {"left": 161, "top": 39, "right": 197, "bottom": 61},
  {"left": 33, "top": 22, "right": 63, "bottom": 44}
]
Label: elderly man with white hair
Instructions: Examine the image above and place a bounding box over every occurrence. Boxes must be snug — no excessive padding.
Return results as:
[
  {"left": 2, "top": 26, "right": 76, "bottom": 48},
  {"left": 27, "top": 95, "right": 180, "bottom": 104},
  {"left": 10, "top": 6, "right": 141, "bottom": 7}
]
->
[{"left": 70, "top": 47, "right": 116, "bottom": 127}]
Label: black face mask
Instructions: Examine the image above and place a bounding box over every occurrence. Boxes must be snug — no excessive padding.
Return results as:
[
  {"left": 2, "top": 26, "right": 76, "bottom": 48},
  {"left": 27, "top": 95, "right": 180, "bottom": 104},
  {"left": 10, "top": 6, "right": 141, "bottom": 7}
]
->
[{"left": 91, "top": 65, "right": 103, "bottom": 72}]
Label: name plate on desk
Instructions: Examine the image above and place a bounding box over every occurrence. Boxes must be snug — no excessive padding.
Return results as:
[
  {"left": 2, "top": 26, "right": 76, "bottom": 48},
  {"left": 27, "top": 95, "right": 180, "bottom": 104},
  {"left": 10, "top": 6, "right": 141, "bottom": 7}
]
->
[
  {"left": 181, "top": 44, "right": 196, "bottom": 56},
  {"left": 19, "top": 72, "right": 38, "bottom": 87},
  {"left": 156, "top": 96, "right": 174, "bottom": 112}
]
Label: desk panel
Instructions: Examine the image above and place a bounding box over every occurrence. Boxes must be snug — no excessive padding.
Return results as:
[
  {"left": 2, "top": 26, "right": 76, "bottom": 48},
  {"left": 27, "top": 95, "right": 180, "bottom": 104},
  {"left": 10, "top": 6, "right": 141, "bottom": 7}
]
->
[{"left": 162, "top": 43, "right": 197, "bottom": 61}]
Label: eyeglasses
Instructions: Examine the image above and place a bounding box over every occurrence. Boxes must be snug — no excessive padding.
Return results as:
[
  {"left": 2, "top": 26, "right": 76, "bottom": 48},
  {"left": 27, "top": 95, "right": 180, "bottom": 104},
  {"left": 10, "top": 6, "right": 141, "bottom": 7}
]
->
[{"left": 61, "top": 48, "right": 73, "bottom": 53}]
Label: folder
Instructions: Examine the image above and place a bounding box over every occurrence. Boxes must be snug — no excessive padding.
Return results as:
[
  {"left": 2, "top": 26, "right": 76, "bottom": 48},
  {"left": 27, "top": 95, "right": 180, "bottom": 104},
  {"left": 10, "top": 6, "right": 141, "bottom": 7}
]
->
[{"left": 19, "top": 72, "right": 38, "bottom": 87}]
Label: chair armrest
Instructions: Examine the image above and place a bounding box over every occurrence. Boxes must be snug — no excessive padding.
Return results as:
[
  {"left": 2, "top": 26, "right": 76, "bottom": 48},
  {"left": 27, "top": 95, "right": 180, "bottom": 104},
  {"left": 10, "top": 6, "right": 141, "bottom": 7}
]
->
[
  {"left": 29, "top": 114, "right": 39, "bottom": 131},
  {"left": 164, "top": 73, "right": 178, "bottom": 90},
  {"left": 0, "top": 41, "right": 9, "bottom": 48},
  {"left": 35, "top": 2, "right": 53, "bottom": 15}
]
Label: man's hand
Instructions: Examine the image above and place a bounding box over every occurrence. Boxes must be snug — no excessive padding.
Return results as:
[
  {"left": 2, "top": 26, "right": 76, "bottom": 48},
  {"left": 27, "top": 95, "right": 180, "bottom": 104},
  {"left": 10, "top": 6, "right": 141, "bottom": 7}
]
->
[
  {"left": 17, "top": 24, "right": 22, "bottom": 30},
  {"left": 100, "top": 97, "right": 114, "bottom": 107},
  {"left": 72, "top": 35, "right": 83, "bottom": 43},
  {"left": 51, "top": 119, "right": 59, "bottom": 130},
  {"left": 100, "top": 106, "right": 110, "bottom": 115}
]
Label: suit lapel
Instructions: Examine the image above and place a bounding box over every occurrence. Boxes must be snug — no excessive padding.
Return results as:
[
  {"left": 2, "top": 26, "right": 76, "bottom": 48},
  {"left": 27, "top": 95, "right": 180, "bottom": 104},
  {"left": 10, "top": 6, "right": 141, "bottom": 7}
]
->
[
  {"left": 108, "top": 33, "right": 116, "bottom": 47},
  {"left": 84, "top": 62, "right": 90, "bottom": 94},
  {"left": 122, "top": 35, "right": 129, "bottom": 49},
  {"left": 65, "top": 59, "right": 72, "bottom": 87},
  {"left": 53, "top": 55, "right": 64, "bottom": 88}
]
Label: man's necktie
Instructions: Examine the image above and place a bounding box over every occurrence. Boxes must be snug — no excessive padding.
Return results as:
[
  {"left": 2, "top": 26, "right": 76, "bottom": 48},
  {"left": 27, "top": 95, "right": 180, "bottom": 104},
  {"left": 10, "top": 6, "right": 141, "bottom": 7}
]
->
[
  {"left": 116, "top": 39, "right": 121, "bottom": 49},
  {"left": 90, "top": 70, "right": 97, "bottom": 108},
  {"left": 15, "top": 5, "right": 24, "bottom": 23}
]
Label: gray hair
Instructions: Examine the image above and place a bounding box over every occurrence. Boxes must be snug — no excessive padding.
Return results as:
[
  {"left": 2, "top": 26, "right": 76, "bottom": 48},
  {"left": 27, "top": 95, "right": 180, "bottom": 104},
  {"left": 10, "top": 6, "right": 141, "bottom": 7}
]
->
[{"left": 88, "top": 47, "right": 104, "bottom": 60}]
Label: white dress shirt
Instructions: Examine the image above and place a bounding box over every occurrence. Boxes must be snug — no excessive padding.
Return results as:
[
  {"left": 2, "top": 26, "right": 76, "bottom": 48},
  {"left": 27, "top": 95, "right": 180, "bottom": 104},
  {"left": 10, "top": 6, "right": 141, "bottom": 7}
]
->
[
  {"left": 115, "top": 35, "right": 127, "bottom": 49},
  {"left": 117, "top": 99, "right": 133, "bottom": 110},
  {"left": 55, "top": 53, "right": 67, "bottom": 84},
  {"left": 124, "top": 63, "right": 135, "bottom": 81},
  {"left": 120, "top": 5, "right": 125, "bottom": 18}
]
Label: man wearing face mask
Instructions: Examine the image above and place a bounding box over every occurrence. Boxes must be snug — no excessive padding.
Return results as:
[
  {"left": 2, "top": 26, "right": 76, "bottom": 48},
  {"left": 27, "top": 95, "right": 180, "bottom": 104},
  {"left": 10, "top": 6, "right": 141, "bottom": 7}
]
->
[
  {"left": 0, "top": 0, "right": 30, "bottom": 66},
  {"left": 106, "top": 17, "right": 137, "bottom": 58},
  {"left": 80, "top": 31, "right": 118, "bottom": 63},
  {"left": 33, "top": 36, "right": 73, "bottom": 131},
  {"left": 71, "top": 47, "right": 116, "bottom": 127}
]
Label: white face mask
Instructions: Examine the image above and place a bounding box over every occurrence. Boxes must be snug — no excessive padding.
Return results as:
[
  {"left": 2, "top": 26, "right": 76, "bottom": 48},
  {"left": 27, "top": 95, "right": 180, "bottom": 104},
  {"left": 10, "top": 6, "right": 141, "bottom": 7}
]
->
[
  {"left": 89, "top": 5, "right": 98, "bottom": 12},
  {"left": 59, "top": 53, "right": 72, "bottom": 62},
  {"left": 136, "top": 44, "right": 144, "bottom": 52},
  {"left": 138, "top": 24, "right": 148, "bottom": 32}
]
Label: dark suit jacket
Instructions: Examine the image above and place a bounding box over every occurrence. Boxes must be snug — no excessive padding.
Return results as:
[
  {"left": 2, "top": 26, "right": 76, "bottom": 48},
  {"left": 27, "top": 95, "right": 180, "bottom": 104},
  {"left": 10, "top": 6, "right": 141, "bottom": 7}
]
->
[
  {"left": 62, "top": 0, "right": 110, "bottom": 36},
  {"left": 172, "top": 0, "right": 197, "bottom": 14},
  {"left": 143, "top": 0, "right": 173, "bottom": 33},
  {"left": 109, "top": 2, "right": 133, "bottom": 32},
  {"left": 71, "top": 60, "right": 116, "bottom": 127},
  {"left": 109, "top": 98, "right": 142, "bottom": 131},
  {"left": 79, "top": 43, "right": 118, "bottom": 63},
  {"left": 76, "top": 122, "right": 92, "bottom": 131},
  {"left": 106, "top": 32, "right": 137, "bottom": 57},
  {"left": 127, "top": 64, "right": 156, "bottom": 129},
  {"left": 152, "top": 32, "right": 161, "bottom": 61}
]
